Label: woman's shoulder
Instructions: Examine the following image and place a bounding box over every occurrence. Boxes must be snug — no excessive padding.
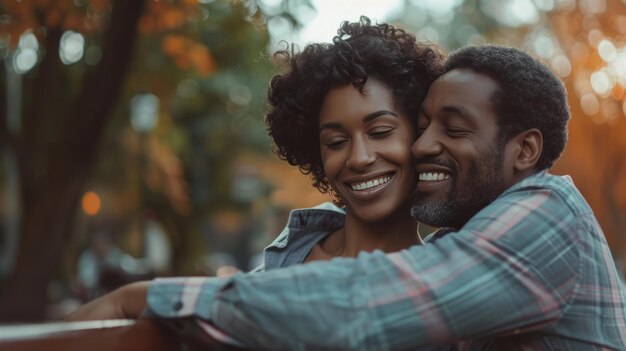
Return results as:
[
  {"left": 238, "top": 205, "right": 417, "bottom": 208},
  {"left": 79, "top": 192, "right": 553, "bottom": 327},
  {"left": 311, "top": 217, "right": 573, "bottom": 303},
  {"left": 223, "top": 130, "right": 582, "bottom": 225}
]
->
[
  {"left": 261, "top": 202, "right": 345, "bottom": 270},
  {"left": 285, "top": 202, "right": 345, "bottom": 228}
]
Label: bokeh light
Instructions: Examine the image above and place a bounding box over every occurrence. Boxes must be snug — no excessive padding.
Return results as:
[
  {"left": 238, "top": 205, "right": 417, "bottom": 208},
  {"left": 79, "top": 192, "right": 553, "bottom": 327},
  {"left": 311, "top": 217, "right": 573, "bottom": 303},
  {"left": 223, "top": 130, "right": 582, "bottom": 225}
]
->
[
  {"left": 533, "top": 34, "right": 556, "bottom": 58},
  {"left": 81, "top": 191, "right": 101, "bottom": 216},
  {"left": 130, "top": 94, "right": 159, "bottom": 133},
  {"left": 581, "top": 92, "right": 601, "bottom": 116},
  {"left": 587, "top": 29, "right": 605, "bottom": 47},
  {"left": 482, "top": 0, "right": 539, "bottom": 27},
  {"left": 610, "top": 48, "right": 626, "bottom": 86},
  {"left": 590, "top": 69, "right": 613, "bottom": 96},
  {"left": 601, "top": 99, "right": 621, "bottom": 122},
  {"left": 59, "top": 31, "right": 85, "bottom": 65},
  {"left": 85, "top": 45, "right": 102, "bottom": 65},
  {"left": 13, "top": 48, "right": 37, "bottom": 74},
  {"left": 575, "top": 71, "right": 592, "bottom": 95},
  {"left": 580, "top": 0, "right": 607, "bottom": 14},
  {"left": 598, "top": 39, "right": 617, "bottom": 62},
  {"left": 12, "top": 32, "right": 39, "bottom": 74},
  {"left": 534, "top": 0, "right": 555, "bottom": 11},
  {"left": 551, "top": 55, "right": 572, "bottom": 78},
  {"left": 19, "top": 32, "right": 39, "bottom": 50}
]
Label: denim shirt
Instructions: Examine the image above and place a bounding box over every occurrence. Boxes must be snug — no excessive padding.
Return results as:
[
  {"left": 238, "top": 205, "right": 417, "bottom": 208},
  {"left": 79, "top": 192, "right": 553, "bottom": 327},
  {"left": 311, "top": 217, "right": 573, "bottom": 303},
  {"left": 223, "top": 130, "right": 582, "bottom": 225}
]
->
[{"left": 258, "top": 202, "right": 345, "bottom": 272}]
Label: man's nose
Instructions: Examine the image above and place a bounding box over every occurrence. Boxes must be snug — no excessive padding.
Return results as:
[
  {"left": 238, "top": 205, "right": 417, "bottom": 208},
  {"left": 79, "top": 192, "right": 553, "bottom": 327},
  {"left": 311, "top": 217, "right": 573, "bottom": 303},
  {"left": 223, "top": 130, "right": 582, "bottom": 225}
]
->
[
  {"left": 346, "top": 137, "right": 376, "bottom": 170},
  {"left": 411, "top": 127, "right": 443, "bottom": 159}
]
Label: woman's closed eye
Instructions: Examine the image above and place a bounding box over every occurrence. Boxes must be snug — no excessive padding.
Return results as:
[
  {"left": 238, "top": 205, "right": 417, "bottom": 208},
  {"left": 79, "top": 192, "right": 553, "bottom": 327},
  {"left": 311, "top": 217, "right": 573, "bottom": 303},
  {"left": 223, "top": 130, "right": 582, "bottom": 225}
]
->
[
  {"left": 324, "top": 137, "right": 348, "bottom": 149},
  {"left": 369, "top": 127, "right": 394, "bottom": 138}
]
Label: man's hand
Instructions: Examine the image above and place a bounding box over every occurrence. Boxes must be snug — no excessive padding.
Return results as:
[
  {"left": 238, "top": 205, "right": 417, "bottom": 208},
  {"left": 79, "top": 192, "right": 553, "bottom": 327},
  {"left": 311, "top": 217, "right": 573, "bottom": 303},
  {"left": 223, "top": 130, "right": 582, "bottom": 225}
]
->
[{"left": 65, "top": 281, "right": 151, "bottom": 321}]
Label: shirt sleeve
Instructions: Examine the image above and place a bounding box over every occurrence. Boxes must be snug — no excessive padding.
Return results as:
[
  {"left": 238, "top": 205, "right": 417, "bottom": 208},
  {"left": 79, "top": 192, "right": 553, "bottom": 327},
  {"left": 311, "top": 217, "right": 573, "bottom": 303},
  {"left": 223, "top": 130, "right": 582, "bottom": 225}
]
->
[{"left": 147, "top": 186, "right": 581, "bottom": 350}]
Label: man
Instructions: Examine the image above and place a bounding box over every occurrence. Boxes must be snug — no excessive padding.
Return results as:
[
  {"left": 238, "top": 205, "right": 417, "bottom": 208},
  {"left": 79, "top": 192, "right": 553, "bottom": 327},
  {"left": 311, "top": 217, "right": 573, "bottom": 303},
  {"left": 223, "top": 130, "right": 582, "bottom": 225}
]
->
[{"left": 69, "top": 45, "right": 626, "bottom": 350}]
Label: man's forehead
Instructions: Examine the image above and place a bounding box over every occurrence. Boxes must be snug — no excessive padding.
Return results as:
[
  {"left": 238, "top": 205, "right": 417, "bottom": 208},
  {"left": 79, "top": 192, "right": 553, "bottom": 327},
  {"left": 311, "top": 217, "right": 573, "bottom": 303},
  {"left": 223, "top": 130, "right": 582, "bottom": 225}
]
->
[
  {"left": 424, "top": 69, "right": 498, "bottom": 104},
  {"left": 420, "top": 68, "right": 500, "bottom": 125}
]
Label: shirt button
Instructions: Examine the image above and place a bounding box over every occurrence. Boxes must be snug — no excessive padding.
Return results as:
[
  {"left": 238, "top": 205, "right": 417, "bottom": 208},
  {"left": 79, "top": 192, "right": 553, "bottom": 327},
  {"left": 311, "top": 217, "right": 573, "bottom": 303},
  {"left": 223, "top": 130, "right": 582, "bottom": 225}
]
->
[{"left": 173, "top": 301, "right": 183, "bottom": 311}]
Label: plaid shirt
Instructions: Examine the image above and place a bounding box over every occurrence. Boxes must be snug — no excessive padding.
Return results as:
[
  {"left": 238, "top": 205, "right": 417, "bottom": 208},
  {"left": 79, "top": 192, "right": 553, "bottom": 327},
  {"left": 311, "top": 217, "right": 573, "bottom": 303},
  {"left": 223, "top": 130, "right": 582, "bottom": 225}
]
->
[{"left": 148, "top": 172, "right": 626, "bottom": 350}]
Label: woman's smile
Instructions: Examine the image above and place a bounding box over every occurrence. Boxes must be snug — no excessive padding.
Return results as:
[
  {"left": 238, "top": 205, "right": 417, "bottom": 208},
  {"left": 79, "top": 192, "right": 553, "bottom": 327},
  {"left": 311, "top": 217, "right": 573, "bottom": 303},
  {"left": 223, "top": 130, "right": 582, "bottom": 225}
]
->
[
  {"left": 318, "top": 78, "right": 417, "bottom": 224},
  {"left": 345, "top": 172, "right": 395, "bottom": 198}
]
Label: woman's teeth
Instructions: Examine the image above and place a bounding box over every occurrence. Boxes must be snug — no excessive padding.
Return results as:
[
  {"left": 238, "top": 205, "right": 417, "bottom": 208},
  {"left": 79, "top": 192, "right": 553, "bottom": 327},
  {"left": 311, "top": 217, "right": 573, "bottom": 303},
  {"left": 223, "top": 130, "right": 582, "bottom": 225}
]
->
[{"left": 350, "top": 176, "right": 391, "bottom": 191}]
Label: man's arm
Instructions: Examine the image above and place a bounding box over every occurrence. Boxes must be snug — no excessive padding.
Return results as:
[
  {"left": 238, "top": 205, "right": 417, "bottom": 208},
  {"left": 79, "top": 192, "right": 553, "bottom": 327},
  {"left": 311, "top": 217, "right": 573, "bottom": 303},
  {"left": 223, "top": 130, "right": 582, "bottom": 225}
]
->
[{"left": 148, "top": 186, "right": 581, "bottom": 350}]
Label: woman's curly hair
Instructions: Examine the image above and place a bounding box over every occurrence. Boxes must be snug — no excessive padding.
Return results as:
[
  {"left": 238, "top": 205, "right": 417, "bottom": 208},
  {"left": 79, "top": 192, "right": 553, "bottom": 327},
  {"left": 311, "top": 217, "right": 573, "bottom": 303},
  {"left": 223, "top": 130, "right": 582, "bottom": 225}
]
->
[{"left": 265, "top": 16, "right": 444, "bottom": 194}]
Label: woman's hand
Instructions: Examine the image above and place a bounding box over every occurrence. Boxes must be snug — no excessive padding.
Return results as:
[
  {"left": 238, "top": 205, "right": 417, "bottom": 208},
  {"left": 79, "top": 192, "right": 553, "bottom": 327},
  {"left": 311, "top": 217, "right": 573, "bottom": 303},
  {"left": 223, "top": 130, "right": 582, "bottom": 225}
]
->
[{"left": 65, "top": 281, "right": 151, "bottom": 321}]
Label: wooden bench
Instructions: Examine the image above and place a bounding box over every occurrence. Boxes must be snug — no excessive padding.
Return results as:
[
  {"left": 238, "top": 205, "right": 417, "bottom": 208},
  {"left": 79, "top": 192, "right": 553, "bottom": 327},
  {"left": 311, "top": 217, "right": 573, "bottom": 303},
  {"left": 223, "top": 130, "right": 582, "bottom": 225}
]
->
[{"left": 0, "top": 319, "right": 243, "bottom": 350}]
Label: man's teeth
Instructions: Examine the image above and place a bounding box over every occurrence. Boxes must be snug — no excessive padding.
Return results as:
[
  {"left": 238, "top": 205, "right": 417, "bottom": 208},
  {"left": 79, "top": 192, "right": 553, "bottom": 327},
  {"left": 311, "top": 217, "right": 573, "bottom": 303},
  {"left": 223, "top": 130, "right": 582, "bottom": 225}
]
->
[
  {"left": 350, "top": 176, "right": 391, "bottom": 191},
  {"left": 419, "top": 172, "right": 450, "bottom": 181}
]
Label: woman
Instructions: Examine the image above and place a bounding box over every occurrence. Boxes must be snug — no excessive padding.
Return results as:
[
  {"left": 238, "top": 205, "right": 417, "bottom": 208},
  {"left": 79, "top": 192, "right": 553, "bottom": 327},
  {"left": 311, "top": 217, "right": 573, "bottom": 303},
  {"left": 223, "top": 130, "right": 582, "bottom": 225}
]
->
[{"left": 259, "top": 17, "right": 443, "bottom": 270}]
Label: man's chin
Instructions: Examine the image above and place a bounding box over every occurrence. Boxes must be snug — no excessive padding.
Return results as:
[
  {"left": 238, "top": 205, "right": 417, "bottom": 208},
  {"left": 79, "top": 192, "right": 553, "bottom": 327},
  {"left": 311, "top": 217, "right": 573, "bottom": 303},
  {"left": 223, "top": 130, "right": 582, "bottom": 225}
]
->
[{"left": 410, "top": 200, "right": 457, "bottom": 228}]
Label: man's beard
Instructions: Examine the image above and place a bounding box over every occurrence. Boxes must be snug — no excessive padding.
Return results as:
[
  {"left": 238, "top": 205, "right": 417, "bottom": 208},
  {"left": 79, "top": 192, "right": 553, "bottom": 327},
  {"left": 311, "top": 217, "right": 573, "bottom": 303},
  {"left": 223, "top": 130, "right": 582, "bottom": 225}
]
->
[{"left": 411, "top": 149, "right": 506, "bottom": 230}]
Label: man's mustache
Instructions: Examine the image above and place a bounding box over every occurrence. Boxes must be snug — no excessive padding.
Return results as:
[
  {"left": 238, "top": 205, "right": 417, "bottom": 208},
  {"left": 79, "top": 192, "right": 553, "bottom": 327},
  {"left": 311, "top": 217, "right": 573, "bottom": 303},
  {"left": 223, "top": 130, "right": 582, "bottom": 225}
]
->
[{"left": 414, "top": 157, "right": 457, "bottom": 172}]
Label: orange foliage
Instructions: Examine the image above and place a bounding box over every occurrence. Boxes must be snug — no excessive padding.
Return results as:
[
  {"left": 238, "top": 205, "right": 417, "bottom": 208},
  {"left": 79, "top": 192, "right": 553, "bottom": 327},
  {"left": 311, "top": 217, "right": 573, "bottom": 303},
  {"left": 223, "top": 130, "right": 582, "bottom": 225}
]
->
[
  {"left": 161, "top": 34, "right": 216, "bottom": 76},
  {"left": 140, "top": 1, "right": 217, "bottom": 75},
  {"left": 141, "top": 0, "right": 199, "bottom": 32},
  {"left": 611, "top": 84, "right": 625, "bottom": 101},
  {"left": 1, "top": 0, "right": 216, "bottom": 76},
  {"left": 1, "top": 0, "right": 103, "bottom": 47},
  {"left": 44, "top": 8, "right": 62, "bottom": 28},
  {"left": 1, "top": 0, "right": 211, "bottom": 75},
  {"left": 161, "top": 34, "right": 186, "bottom": 56},
  {"left": 63, "top": 12, "right": 82, "bottom": 31},
  {"left": 189, "top": 43, "right": 215, "bottom": 76},
  {"left": 174, "top": 55, "right": 191, "bottom": 69},
  {"left": 159, "top": 8, "right": 185, "bottom": 30},
  {"left": 549, "top": 1, "right": 626, "bottom": 257}
]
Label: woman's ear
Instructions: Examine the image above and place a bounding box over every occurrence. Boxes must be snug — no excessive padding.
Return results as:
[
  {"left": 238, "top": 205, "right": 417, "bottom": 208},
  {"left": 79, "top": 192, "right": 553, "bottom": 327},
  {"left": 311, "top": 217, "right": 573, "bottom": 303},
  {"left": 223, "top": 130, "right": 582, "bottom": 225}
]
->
[{"left": 509, "top": 128, "right": 543, "bottom": 173}]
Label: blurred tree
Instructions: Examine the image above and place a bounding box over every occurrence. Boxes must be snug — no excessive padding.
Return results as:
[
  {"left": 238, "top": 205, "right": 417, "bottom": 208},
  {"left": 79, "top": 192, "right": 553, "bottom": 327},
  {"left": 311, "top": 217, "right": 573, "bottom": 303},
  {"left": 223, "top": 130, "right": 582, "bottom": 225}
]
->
[
  {"left": 546, "top": 0, "right": 626, "bottom": 270},
  {"left": 0, "top": 0, "right": 309, "bottom": 321},
  {"left": 0, "top": 0, "right": 147, "bottom": 322},
  {"left": 392, "top": 0, "right": 626, "bottom": 269}
]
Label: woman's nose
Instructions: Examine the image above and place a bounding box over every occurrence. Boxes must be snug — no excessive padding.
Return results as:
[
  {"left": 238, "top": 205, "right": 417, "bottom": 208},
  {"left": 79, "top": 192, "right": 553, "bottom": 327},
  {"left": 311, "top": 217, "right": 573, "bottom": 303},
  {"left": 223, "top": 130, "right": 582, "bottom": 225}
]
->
[{"left": 346, "top": 137, "right": 376, "bottom": 170}]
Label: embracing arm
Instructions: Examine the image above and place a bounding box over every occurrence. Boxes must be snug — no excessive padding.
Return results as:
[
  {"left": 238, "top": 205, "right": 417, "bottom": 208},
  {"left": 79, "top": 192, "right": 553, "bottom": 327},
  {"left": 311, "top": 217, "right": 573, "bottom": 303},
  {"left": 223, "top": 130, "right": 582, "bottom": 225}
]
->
[{"left": 147, "top": 186, "right": 581, "bottom": 350}]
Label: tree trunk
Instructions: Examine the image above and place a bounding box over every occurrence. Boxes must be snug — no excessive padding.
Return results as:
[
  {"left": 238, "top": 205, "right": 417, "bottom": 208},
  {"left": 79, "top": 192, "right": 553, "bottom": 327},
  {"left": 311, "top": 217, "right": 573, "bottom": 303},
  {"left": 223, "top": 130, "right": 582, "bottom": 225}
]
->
[{"left": 0, "top": 0, "right": 145, "bottom": 322}]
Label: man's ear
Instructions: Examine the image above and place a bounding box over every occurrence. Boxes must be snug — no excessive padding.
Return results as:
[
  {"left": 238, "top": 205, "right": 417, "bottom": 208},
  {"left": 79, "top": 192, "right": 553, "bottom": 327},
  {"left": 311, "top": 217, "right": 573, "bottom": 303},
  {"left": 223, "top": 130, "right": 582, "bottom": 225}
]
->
[{"left": 508, "top": 128, "right": 542, "bottom": 172}]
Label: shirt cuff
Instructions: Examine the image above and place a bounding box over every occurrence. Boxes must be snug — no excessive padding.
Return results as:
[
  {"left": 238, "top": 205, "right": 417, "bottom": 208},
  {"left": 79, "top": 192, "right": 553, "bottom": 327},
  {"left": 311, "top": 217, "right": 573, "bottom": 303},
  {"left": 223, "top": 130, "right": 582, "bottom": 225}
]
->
[
  {"left": 147, "top": 277, "right": 221, "bottom": 319},
  {"left": 145, "top": 277, "right": 245, "bottom": 347}
]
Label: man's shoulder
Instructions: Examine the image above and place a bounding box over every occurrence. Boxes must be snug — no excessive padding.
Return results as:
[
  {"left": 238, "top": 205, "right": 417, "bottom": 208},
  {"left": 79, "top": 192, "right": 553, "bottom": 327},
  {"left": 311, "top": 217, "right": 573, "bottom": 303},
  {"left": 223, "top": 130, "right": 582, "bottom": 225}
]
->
[
  {"left": 506, "top": 171, "right": 572, "bottom": 194},
  {"left": 502, "top": 171, "right": 592, "bottom": 216}
]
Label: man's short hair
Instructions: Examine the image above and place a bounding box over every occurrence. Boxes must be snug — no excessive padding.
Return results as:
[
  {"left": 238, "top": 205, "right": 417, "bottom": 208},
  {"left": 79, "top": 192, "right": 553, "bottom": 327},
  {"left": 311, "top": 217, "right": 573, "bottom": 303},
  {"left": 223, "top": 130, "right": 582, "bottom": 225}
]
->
[{"left": 444, "top": 45, "right": 570, "bottom": 170}]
